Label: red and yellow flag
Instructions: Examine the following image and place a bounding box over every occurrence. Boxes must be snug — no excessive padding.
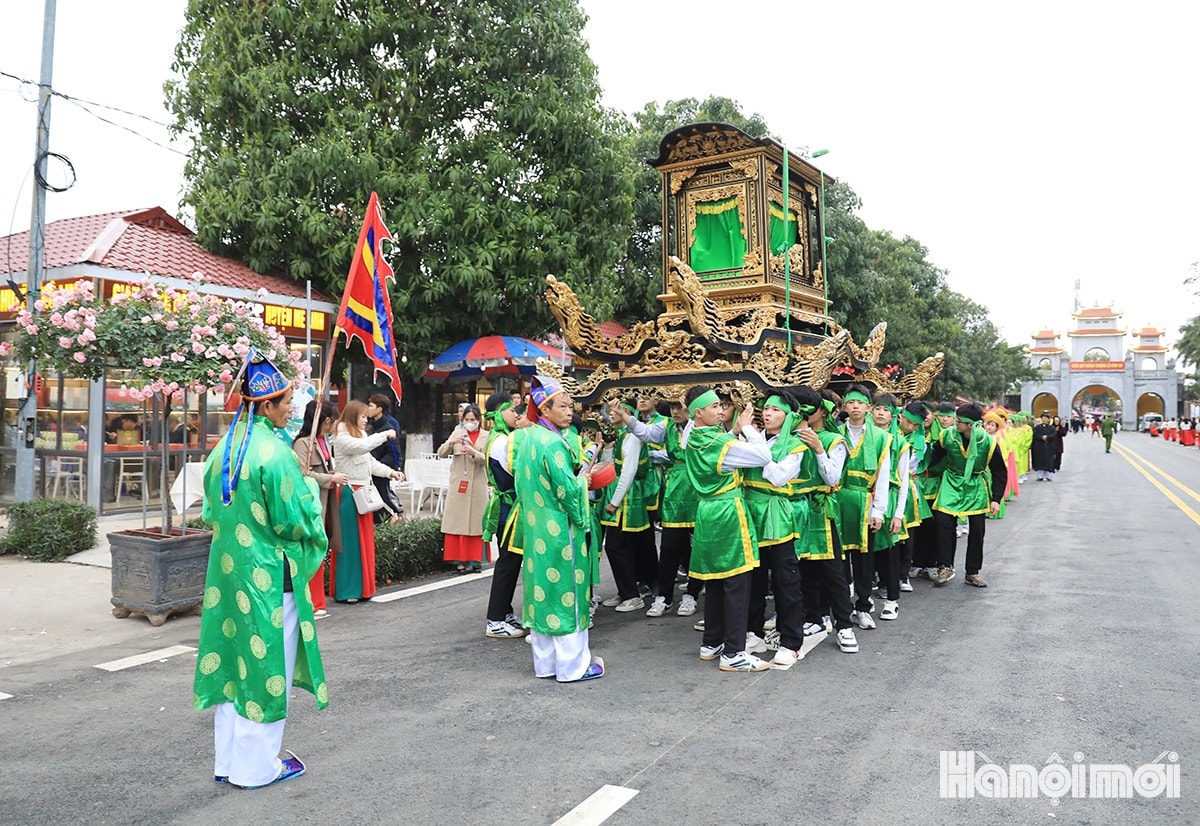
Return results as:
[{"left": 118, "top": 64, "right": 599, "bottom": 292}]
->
[{"left": 335, "top": 192, "right": 402, "bottom": 401}]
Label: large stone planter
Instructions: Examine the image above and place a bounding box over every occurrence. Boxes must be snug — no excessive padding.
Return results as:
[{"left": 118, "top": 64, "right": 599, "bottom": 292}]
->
[{"left": 109, "top": 528, "right": 212, "bottom": 627}]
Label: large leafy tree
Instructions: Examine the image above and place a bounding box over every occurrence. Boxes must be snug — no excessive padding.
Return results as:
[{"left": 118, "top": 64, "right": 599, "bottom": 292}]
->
[{"left": 166, "top": 0, "right": 636, "bottom": 401}]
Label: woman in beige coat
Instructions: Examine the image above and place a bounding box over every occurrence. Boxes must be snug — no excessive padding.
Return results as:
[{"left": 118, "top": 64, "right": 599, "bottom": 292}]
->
[
  {"left": 438, "top": 403, "right": 490, "bottom": 572},
  {"left": 292, "top": 400, "right": 347, "bottom": 617}
]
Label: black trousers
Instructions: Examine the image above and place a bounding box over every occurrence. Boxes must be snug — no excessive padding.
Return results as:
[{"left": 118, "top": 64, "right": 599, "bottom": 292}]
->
[
  {"left": 749, "top": 541, "right": 805, "bottom": 651},
  {"left": 635, "top": 527, "right": 659, "bottom": 590},
  {"left": 701, "top": 570, "right": 752, "bottom": 655},
  {"left": 604, "top": 527, "right": 641, "bottom": 600},
  {"left": 800, "top": 524, "right": 854, "bottom": 631},
  {"left": 933, "top": 510, "right": 985, "bottom": 575},
  {"left": 485, "top": 503, "right": 520, "bottom": 622},
  {"left": 874, "top": 540, "right": 901, "bottom": 600},
  {"left": 656, "top": 527, "right": 692, "bottom": 601},
  {"left": 846, "top": 533, "right": 876, "bottom": 612},
  {"left": 909, "top": 515, "right": 937, "bottom": 569}
]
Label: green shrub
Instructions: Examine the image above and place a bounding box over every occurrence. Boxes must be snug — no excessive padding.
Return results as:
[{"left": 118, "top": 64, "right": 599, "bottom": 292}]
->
[
  {"left": 374, "top": 517, "right": 445, "bottom": 584},
  {"left": 0, "top": 499, "right": 98, "bottom": 562}
]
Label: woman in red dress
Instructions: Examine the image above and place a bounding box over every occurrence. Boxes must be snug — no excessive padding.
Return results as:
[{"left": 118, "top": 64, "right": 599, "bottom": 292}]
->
[{"left": 438, "top": 405, "right": 490, "bottom": 572}]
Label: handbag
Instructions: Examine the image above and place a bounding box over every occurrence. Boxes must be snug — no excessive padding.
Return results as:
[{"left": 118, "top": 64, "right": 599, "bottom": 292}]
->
[{"left": 352, "top": 483, "right": 386, "bottom": 514}]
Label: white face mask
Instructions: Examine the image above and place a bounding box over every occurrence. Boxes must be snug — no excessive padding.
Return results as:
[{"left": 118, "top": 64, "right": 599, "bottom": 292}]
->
[{"left": 464, "top": 421, "right": 479, "bottom": 433}]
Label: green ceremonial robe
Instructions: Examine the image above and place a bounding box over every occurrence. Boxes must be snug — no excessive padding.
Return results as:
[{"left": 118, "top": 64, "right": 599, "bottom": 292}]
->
[
  {"left": 659, "top": 419, "right": 697, "bottom": 528},
  {"left": 599, "top": 426, "right": 650, "bottom": 531},
  {"left": 791, "top": 429, "right": 845, "bottom": 561},
  {"left": 516, "top": 424, "right": 593, "bottom": 636},
  {"left": 684, "top": 425, "right": 758, "bottom": 579},
  {"left": 641, "top": 412, "right": 668, "bottom": 512},
  {"left": 194, "top": 415, "right": 329, "bottom": 723},
  {"left": 834, "top": 421, "right": 892, "bottom": 551},
  {"left": 903, "top": 430, "right": 934, "bottom": 527},
  {"left": 743, "top": 417, "right": 802, "bottom": 548},
  {"left": 932, "top": 425, "right": 997, "bottom": 517}
]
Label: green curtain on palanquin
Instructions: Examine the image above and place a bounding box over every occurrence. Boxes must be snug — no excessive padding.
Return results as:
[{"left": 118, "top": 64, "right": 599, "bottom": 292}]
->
[
  {"left": 769, "top": 201, "right": 798, "bottom": 255},
  {"left": 690, "top": 196, "right": 746, "bottom": 272}
]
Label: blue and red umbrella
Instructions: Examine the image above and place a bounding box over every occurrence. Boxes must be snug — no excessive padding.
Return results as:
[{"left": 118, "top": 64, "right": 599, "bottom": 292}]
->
[{"left": 422, "top": 335, "right": 571, "bottom": 382}]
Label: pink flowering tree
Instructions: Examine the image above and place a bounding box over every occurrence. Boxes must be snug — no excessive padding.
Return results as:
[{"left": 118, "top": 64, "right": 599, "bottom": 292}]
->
[{"left": 4, "top": 276, "right": 310, "bottom": 531}]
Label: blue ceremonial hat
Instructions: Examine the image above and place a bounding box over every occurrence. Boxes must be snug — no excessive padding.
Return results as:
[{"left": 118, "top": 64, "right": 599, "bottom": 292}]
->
[
  {"left": 528, "top": 374, "right": 565, "bottom": 421},
  {"left": 221, "top": 349, "right": 291, "bottom": 504},
  {"left": 241, "top": 350, "right": 290, "bottom": 401}
]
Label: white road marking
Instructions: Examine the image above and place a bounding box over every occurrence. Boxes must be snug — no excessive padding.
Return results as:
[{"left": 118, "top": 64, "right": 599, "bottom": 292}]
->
[
  {"left": 552, "top": 785, "right": 639, "bottom": 826},
  {"left": 371, "top": 568, "right": 495, "bottom": 603},
  {"left": 94, "top": 645, "right": 196, "bottom": 672},
  {"left": 0, "top": 692, "right": 13, "bottom": 700}
]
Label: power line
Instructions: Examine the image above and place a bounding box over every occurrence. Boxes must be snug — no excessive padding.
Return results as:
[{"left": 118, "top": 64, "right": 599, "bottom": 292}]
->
[{"left": 0, "top": 67, "right": 187, "bottom": 156}]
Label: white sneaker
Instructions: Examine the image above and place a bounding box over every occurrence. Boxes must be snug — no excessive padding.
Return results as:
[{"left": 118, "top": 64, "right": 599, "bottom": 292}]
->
[
  {"left": 771, "top": 646, "right": 802, "bottom": 669},
  {"left": 763, "top": 613, "right": 777, "bottom": 631},
  {"left": 763, "top": 629, "right": 781, "bottom": 650},
  {"left": 677, "top": 594, "right": 697, "bottom": 616},
  {"left": 907, "top": 567, "right": 922, "bottom": 579},
  {"left": 837, "top": 628, "right": 859, "bottom": 653},
  {"left": 719, "top": 651, "right": 771, "bottom": 672},
  {"left": 600, "top": 595, "right": 623, "bottom": 608},
  {"left": 899, "top": 579, "right": 914, "bottom": 593},
  {"left": 645, "top": 596, "right": 669, "bottom": 617},
  {"left": 693, "top": 618, "right": 705, "bottom": 632},
  {"left": 485, "top": 620, "right": 525, "bottom": 639},
  {"left": 699, "top": 642, "right": 724, "bottom": 661},
  {"left": 852, "top": 610, "right": 876, "bottom": 630},
  {"left": 802, "top": 621, "right": 828, "bottom": 640},
  {"left": 880, "top": 599, "right": 899, "bottom": 621},
  {"left": 614, "top": 597, "right": 645, "bottom": 613},
  {"left": 746, "top": 632, "right": 769, "bottom": 654}
]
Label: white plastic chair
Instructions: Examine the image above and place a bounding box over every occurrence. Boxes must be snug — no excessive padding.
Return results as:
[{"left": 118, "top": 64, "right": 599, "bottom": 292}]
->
[
  {"left": 51, "top": 456, "right": 85, "bottom": 500},
  {"left": 393, "top": 458, "right": 430, "bottom": 513},
  {"left": 426, "top": 459, "right": 452, "bottom": 516},
  {"left": 116, "top": 456, "right": 147, "bottom": 504}
]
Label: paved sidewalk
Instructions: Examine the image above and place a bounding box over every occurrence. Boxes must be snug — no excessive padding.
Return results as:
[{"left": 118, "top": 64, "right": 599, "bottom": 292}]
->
[{"left": 1, "top": 502, "right": 445, "bottom": 669}]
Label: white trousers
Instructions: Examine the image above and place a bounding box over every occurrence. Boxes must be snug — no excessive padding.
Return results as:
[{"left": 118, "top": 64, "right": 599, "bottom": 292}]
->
[
  {"left": 213, "top": 593, "right": 299, "bottom": 787},
  {"left": 530, "top": 629, "right": 591, "bottom": 682}
]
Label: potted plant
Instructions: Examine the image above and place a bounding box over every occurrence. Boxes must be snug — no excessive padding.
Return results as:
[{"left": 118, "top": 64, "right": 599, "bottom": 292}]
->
[{"left": 4, "top": 277, "right": 310, "bottom": 625}]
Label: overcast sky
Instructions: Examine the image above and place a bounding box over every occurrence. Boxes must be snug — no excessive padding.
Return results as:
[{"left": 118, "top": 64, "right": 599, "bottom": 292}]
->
[{"left": 2, "top": 0, "right": 1197, "bottom": 352}]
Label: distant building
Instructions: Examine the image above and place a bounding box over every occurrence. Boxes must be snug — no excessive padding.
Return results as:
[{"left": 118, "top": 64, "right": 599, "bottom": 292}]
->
[{"left": 1018, "top": 306, "right": 1176, "bottom": 428}]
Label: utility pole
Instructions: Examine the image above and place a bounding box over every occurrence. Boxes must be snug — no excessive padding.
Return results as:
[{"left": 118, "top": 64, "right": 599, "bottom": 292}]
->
[{"left": 15, "top": 0, "right": 57, "bottom": 502}]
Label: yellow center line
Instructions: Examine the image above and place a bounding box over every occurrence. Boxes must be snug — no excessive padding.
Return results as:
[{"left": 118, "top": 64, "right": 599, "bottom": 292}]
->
[
  {"left": 1112, "top": 442, "right": 1200, "bottom": 527},
  {"left": 1113, "top": 442, "right": 1200, "bottom": 506}
]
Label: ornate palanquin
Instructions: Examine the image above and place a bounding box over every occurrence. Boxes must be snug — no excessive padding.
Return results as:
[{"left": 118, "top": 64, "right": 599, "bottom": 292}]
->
[{"left": 541, "top": 122, "right": 943, "bottom": 406}]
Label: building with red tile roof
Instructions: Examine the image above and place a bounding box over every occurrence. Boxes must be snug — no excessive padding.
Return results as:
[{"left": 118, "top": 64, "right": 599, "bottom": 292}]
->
[{"left": 0, "top": 207, "right": 334, "bottom": 309}]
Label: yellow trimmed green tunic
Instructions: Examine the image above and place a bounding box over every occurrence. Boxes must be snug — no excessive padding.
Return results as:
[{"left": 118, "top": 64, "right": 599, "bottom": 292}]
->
[
  {"left": 834, "top": 422, "right": 892, "bottom": 552},
  {"left": 599, "top": 427, "right": 650, "bottom": 532},
  {"left": 684, "top": 425, "right": 758, "bottom": 579},
  {"left": 659, "top": 419, "right": 697, "bottom": 528},
  {"left": 516, "top": 424, "right": 593, "bottom": 636},
  {"left": 791, "top": 429, "right": 845, "bottom": 561},
  {"left": 932, "top": 425, "right": 997, "bottom": 517},
  {"left": 194, "top": 415, "right": 329, "bottom": 723}
]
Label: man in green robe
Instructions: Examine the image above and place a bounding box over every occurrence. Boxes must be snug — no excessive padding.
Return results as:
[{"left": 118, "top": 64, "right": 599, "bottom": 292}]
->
[
  {"left": 683, "top": 385, "right": 776, "bottom": 673},
  {"left": 194, "top": 350, "right": 328, "bottom": 789},
  {"left": 929, "top": 403, "right": 1007, "bottom": 588},
  {"left": 517, "top": 375, "right": 603, "bottom": 682}
]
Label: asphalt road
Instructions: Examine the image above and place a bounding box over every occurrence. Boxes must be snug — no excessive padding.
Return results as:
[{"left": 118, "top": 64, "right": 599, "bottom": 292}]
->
[{"left": 2, "top": 429, "right": 1197, "bottom": 825}]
